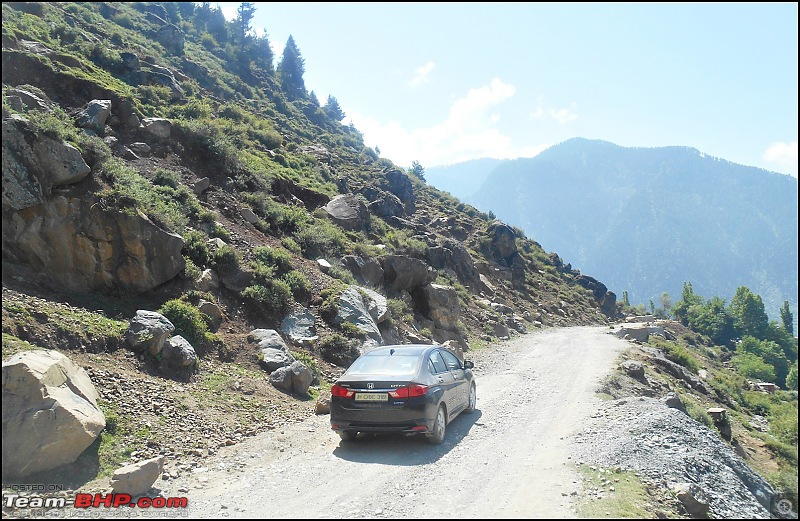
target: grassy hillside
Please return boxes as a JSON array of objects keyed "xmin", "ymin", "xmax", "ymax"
[{"xmin": 1, "ymin": 1, "xmax": 611, "ymax": 487}]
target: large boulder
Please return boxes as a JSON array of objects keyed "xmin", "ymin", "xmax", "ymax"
[
  {"xmin": 2, "ymin": 350, "xmax": 106, "ymax": 478},
  {"xmin": 281, "ymin": 308, "xmax": 318, "ymax": 346},
  {"xmin": 248, "ymin": 329, "xmax": 295, "ymax": 372},
  {"xmin": 3, "ymin": 116, "xmax": 90, "ymax": 212},
  {"xmin": 155, "ymin": 23, "xmax": 184, "ymax": 55},
  {"xmin": 334, "ymin": 286, "xmax": 384, "ymax": 343},
  {"xmin": 426, "ymin": 238, "xmax": 480, "ymax": 288},
  {"xmin": 415, "ymin": 284, "xmax": 461, "ymax": 331},
  {"xmin": 269, "ymin": 361, "xmax": 313, "ymax": 395},
  {"xmin": 576, "ymin": 274, "xmax": 608, "ymax": 302},
  {"xmin": 75, "ymin": 99, "xmax": 112, "ymax": 133},
  {"xmin": 322, "ymin": 194, "xmax": 370, "ymax": 231},
  {"xmin": 383, "ymin": 169, "xmax": 415, "ymax": 214},
  {"xmin": 380, "ymin": 255, "xmax": 437, "ymax": 292},
  {"xmin": 488, "ymin": 221, "xmax": 518, "ymax": 265},
  {"xmin": 367, "ymin": 191, "xmax": 405, "ymax": 219},
  {"xmin": 613, "ymin": 323, "xmax": 665, "ymax": 342},
  {"xmin": 140, "ymin": 118, "xmax": 171, "ymax": 140},
  {"xmin": 159, "ymin": 335, "xmax": 197, "ymax": 371},
  {"xmin": 341, "ymin": 255, "xmax": 384, "ymax": 287},
  {"xmin": 3, "ymin": 196, "xmax": 185, "ymax": 293},
  {"xmin": 601, "ymin": 291, "xmax": 617, "ymax": 316}
]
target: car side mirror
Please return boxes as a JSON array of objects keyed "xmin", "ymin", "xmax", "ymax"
[{"xmin": 463, "ymin": 360, "xmax": 474, "ymax": 369}]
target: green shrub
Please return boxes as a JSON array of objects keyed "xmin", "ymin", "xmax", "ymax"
[
  {"xmin": 136, "ymin": 85, "xmax": 172, "ymax": 112},
  {"xmin": 183, "ymin": 257, "xmax": 201, "ymax": 281},
  {"xmin": 209, "ymin": 222, "xmax": 231, "ymax": 242},
  {"xmin": 319, "ymin": 287, "xmax": 344, "ymax": 322},
  {"xmin": 681, "ymin": 394, "xmax": 715, "ymax": 429},
  {"xmin": 242, "ymin": 281, "xmax": 291, "ymax": 314},
  {"xmin": 328, "ymin": 265, "xmax": 356, "ymax": 284},
  {"xmin": 733, "ymin": 353, "xmax": 777, "ymax": 383},
  {"xmin": 769, "ymin": 401, "xmax": 799, "ymax": 446},
  {"xmin": 183, "ymin": 230, "xmax": 209, "ymax": 267},
  {"xmin": 649, "ymin": 338, "xmax": 700, "ymax": 373},
  {"xmin": 209, "ymin": 245, "xmax": 239, "ymax": 275},
  {"xmin": 291, "ymin": 350, "xmax": 319, "ymax": 381},
  {"xmin": 97, "ymin": 159, "xmax": 190, "ymax": 232},
  {"xmin": 153, "ymin": 169, "xmax": 180, "ymax": 189},
  {"xmin": 387, "ymin": 298, "xmax": 412, "ymax": 323},
  {"xmin": 199, "ymin": 31, "xmax": 217, "ymax": 50},
  {"xmin": 281, "ymin": 236, "xmax": 301, "ymax": 254},
  {"xmin": 282, "ymin": 271, "xmax": 310, "ymax": 300},
  {"xmin": 167, "ymin": 99, "xmax": 214, "ymax": 120},
  {"xmin": 293, "ymin": 220, "xmax": 347, "ymax": 258},
  {"xmin": 337, "ymin": 321, "xmax": 365, "ymax": 338},
  {"xmin": 158, "ymin": 299, "xmax": 212, "ymax": 347},
  {"xmin": 252, "ymin": 246, "xmax": 294, "ymax": 275},
  {"xmin": 172, "ymin": 119, "xmax": 240, "ymax": 174}
]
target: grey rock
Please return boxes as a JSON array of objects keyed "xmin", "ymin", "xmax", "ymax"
[{"xmin": 126, "ymin": 310, "xmax": 175, "ymax": 356}]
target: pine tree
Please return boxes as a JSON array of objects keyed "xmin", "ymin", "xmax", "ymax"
[
  {"xmin": 278, "ymin": 35, "xmax": 306, "ymax": 99},
  {"xmin": 409, "ymin": 160, "xmax": 426, "ymax": 182},
  {"xmin": 251, "ymin": 29, "xmax": 274, "ymax": 73},
  {"xmin": 206, "ymin": 5, "xmax": 228, "ymax": 43},
  {"xmin": 235, "ymin": 2, "xmax": 257, "ymax": 46},
  {"xmin": 323, "ymin": 95, "xmax": 345, "ymax": 121},
  {"xmin": 780, "ymin": 300, "xmax": 793, "ymax": 335}
]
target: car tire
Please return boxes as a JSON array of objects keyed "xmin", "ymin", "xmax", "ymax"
[
  {"xmin": 427, "ymin": 404, "xmax": 447, "ymax": 445},
  {"xmin": 465, "ymin": 383, "xmax": 477, "ymax": 413},
  {"xmin": 338, "ymin": 430, "xmax": 357, "ymax": 442}
]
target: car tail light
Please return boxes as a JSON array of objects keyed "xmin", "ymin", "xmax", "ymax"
[
  {"xmin": 389, "ymin": 384, "xmax": 429, "ymax": 398},
  {"xmin": 330, "ymin": 384, "xmax": 354, "ymax": 398}
]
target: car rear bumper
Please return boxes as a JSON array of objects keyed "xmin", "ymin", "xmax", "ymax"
[{"xmin": 330, "ymin": 398, "xmax": 437, "ymax": 434}]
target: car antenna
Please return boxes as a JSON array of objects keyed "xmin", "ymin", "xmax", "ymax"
[{"xmin": 390, "ymin": 348, "xmax": 395, "ymax": 355}]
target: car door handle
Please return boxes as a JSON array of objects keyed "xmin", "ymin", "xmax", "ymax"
[{"xmin": 437, "ymin": 377, "xmax": 444, "ymax": 382}]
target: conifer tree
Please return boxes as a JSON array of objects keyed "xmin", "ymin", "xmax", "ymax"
[
  {"xmin": 409, "ymin": 160, "xmax": 426, "ymax": 182},
  {"xmin": 235, "ymin": 2, "xmax": 257, "ymax": 46},
  {"xmin": 780, "ymin": 300, "xmax": 794, "ymax": 335},
  {"xmin": 323, "ymin": 95, "xmax": 345, "ymax": 121},
  {"xmin": 278, "ymin": 35, "xmax": 306, "ymax": 99}
]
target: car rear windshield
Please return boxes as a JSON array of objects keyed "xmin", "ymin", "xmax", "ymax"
[{"xmin": 346, "ymin": 352, "xmax": 421, "ymax": 376}]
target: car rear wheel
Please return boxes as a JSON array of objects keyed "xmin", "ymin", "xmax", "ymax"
[
  {"xmin": 427, "ymin": 405, "xmax": 446, "ymax": 445},
  {"xmin": 465, "ymin": 383, "xmax": 477, "ymax": 413},
  {"xmin": 338, "ymin": 430, "xmax": 357, "ymax": 442}
]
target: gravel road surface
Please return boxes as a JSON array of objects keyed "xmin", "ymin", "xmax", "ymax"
[{"xmin": 162, "ymin": 325, "xmax": 626, "ymax": 519}]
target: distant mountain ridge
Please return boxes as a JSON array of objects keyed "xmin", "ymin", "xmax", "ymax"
[{"xmin": 440, "ymin": 138, "xmax": 798, "ymax": 323}]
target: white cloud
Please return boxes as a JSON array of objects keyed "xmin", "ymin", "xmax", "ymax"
[
  {"xmin": 549, "ymin": 103, "xmax": 578, "ymax": 125},
  {"xmin": 530, "ymin": 107, "xmax": 544, "ymax": 119},
  {"xmin": 410, "ymin": 62, "xmax": 435, "ymax": 87},
  {"xmin": 346, "ymin": 78, "xmax": 549, "ymax": 168},
  {"xmin": 763, "ymin": 141, "xmax": 798, "ymax": 177}
]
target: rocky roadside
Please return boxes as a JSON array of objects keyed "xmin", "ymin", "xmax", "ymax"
[{"xmin": 570, "ymin": 387, "xmax": 779, "ymax": 518}]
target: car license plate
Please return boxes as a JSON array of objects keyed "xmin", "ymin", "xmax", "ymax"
[{"xmin": 355, "ymin": 393, "xmax": 388, "ymax": 402}]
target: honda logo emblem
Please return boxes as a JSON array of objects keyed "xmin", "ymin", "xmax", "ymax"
[{"xmin": 367, "ymin": 383, "xmax": 374, "ymax": 389}]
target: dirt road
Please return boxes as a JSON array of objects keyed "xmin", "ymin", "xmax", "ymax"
[{"xmin": 156, "ymin": 325, "xmax": 626, "ymax": 519}]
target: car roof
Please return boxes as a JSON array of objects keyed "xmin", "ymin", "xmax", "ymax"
[{"xmin": 362, "ymin": 344, "xmax": 439, "ymax": 357}]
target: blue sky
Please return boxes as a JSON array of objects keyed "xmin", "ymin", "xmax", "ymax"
[{"xmin": 218, "ymin": 2, "xmax": 798, "ymax": 177}]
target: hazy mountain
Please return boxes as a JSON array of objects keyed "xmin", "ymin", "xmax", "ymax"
[
  {"xmin": 425, "ymin": 158, "xmax": 503, "ymax": 200},
  {"xmin": 466, "ymin": 138, "xmax": 798, "ymax": 323}
]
